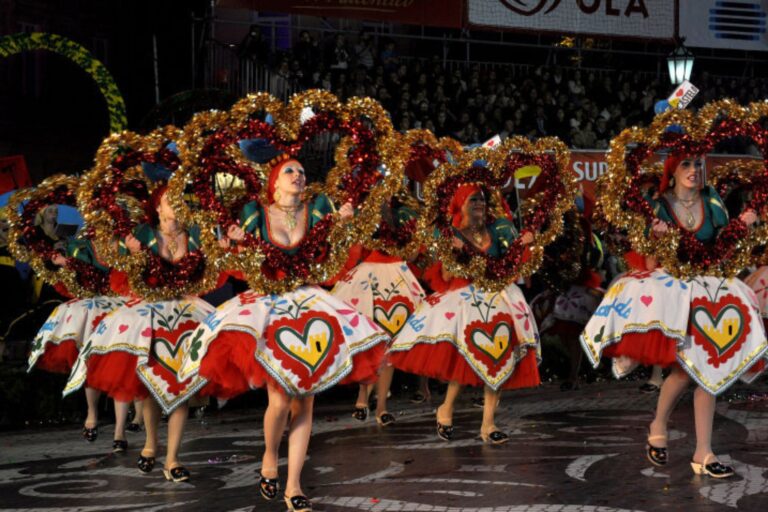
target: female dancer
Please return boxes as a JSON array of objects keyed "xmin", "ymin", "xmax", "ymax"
[
  {"xmin": 333, "ymin": 200, "xmax": 425, "ymax": 426},
  {"xmin": 582, "ymin": 152, "xmax": 765, "ymax": 478},
  {"xmin": 29, "ymin": 236, "xmax": 130, "ymax": 449},
  {"xmin": 15, "ymin": 189, "xmax": 132, "ymax": 450},
  {"xmin": 389, "ymin": 184, "xmax": 541, "ymax": 443},
  {"xmin": 69, "ymin": 185, "xmax": 213, "ymax": 482},
  {"xmin": 179, "ymin": 154, "xmax": 388, "ymax": 511}
]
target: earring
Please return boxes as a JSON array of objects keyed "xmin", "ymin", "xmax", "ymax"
[
  {"xmin": 274, "ymin": 190, "xmax": 281, "ymax": 202},
  {"xmin": 669, "ymin": 177, "xmax": 675, "ymax": 187}
]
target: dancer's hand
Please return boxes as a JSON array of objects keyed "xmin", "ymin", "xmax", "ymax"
[
  {"xmin": 51, "ymin": 254, "xmax": 68, "ymax": 267},
  {"xmin": 339, "ymin": 202, "xmax": 354, "ymax": 220},
  {"xmin": 740, "ymin": 208, "xmax": 758, "ymax": 226},
  {"xmin": 125, "ymin": 234, "xmax": 141, "ymax": 254},
  {"xmin": 451, "ymin": 237, "xmax": 464, "ymax": 250},
  {"xmin": 651, "ymin": 219, "xmax": 669, "ymax": 236},
  {"xmin": 227, "ymin": 224, "xmax": 245, "ymax": 241},
  {"xmin": 520, "ymin": 231, "xmax": 534, "ymax": 245}
]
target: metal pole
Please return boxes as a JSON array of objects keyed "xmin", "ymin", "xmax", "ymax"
[
  {"xmin": 190, "ymin": 14, "xmax": 195, "ymax": 89},
  {"xmin": 152, "ymin": 34, "xmax": 160, "ymax": 105}
]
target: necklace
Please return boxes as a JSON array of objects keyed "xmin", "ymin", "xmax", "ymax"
[
  {"xmin": 672, "ymin": 194, "xmax": 699, "ymax": 229},
  {"xmin": 159, "ymin": 226, "xmax": 183, "ymax": 259},
  {"xmin": 465, "ymin": 225, "xmax": 485, "ymax": 245},
  {"xmin": 274, "ymin": 203, "xmax": 302, "ymax": 231}
]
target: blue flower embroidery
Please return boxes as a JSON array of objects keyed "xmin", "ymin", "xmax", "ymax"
[{"xmin": 655, "ymin": 273, "xmax": 688, "ymax": 290}]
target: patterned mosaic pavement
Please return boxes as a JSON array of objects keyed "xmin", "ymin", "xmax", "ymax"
[{"xmin": 1, "ymin": 381, "xmax": 768, "ymax": 511}]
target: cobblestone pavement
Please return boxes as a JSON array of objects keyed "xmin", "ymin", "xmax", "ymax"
[{"xmin": 1, "ymin": 382, "xmax": 767, "ymax": 511}]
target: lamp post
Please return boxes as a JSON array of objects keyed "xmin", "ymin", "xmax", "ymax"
[{"xmin": 667, "ymin": 42, "xmax": 694, "ymax": 85}]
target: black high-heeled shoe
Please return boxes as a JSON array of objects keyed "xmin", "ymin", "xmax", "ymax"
[
  {"xmin": 376, "ymin": 412, "xmax": 396, "ymax": 427},
  {"xmin": 646, "ymin": 434, "xmax": 668, "ymax": 467},
  {"xmin": 259, "ymin": 473, "xmax": 279, "ymax": 501},
  {"xmin": 691, "ymin": 454, "xmax": 735, "ymax": 478},
  {"xmin": 351, "ymin": 406, "xmax": 368, "ymax": 422},
  {"xmin": 126, "ymin": 422, "xmax": 143, "ymax": 433},
  {"xmin": 284, "ymin": 494, "xmax": 312, "ymax": 512},
  {"xmin": 137, "ymin": 453, "xmax": 156, "ymax": 473},
  {"xmin": 480, "ymin": 430, "xmax": 509, "ymax": 445},
  {"xmin": 163, "ymin": 465, "xmax": 190, "ymax": 483},
  {"xmin": 82, "ymin": 425, "xmax": 98, "ymax": 443},
  {"xmin": 112, "ymin": 439, "xmax": 128, "ymax": 453},
  {"xmin": 436, "ymin": 421, "xmax": 454, "ymax": 441}
]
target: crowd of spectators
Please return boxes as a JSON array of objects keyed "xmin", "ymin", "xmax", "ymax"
[{"xmin": 240, "ymin": 29, "xmax": 768, "ymax": 150}]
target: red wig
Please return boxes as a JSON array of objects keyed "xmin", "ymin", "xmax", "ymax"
[
  {"xmin": 147, "ymin": 184, "xmax": 169, "ymax": 225},
  {"xmin": 449, "ymin": 184, "xmax": 482, "ymax": 228},
  {"xmin": 267, "ymin": 154, "xmax": 301, "ymax": 204}
]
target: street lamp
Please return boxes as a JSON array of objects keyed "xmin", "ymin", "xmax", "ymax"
[{"xmin": 667, "ymin": 42, "xmax": 694, "ymax": 85}]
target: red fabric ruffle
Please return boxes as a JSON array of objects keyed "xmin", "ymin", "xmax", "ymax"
[
  {"xmin": 198, "ymin": 330, "xmax": 386, "ymax": 398},
  {"xmin": 364, "ymin": 250, "xmax": 401, "ymax": 264},
  {"xmin": 109, "ymin": 270, "xmax": 132, "ymax": 296},
  {"xmin": 624, "ymin": 251, "xmax": 649, "ymax": 272},
  {"xmin": 35, "ymin": 339, "xmax": 78, "ymax": 374},
  {"xmin": 338, "ymin": 338, "xmax": 386, "ymax": 386},
  {"xmin": 389, "ymin": 343, "xmax": 540, "ymax": 389},
  {"xmin": 86, "ymin": 352, "xmax": 148, "ymax": 402},
  {"xmin": 53, "ymin": 282, "xmax": 73, "ymax": 299},
  {"xmin": 601, "ymin": 331, "xmax": 679, "ymax": 367},
  {"xmin": 422, "ymin": 262, "xmax": 470, "ymax": 293}
]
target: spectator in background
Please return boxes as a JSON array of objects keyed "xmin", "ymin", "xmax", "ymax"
[
  {"xmin": 354, "ymin": 31, "xmax": 375, "ymax": 70},
  {"xmin": 381, "ymin": 40, "xmax": 398, "ymax": 72},
  {"xmin": 238, "ymin": 25, "xmax": 269, "ymax": 64},
  {"xmin": 329, "ymin": 34, "xmax": 350, "ymax": 72}
]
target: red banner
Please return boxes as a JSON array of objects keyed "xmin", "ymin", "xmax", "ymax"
[
  {"xmin": 220, "ymin": 0, "xmax": 465, "ymax": 28},
  {"xmin": 0, "ymin": 155, "xmax": 32, "ymax": 195}
]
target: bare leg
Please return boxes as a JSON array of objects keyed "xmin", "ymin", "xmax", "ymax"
[
  {"xmin": 692, "ymin": 387, "xmax": 717, "ymax": 464},
  {"xmin": 418, "ymin": 376, "xmax": 430, "ymax": 401},
  {"xmin": 164, "ymin": 404, "xmax": 188, "ymax": 469},
  {"xmin": 649, "ymin": 365, "xmax": 691, "ymax": 446},
  {"xmin": 648, "ymin": 365, "xmax": 664, "ymax": 387},
  {"xmin": 132, "ymin": 399, "xmax": 144, "ymax": 427},
  {"xmin": 480, "ymin": 385, "xmax": 501, "ymax": 434},
  {"xmin": 262, "ymin": 384, "xmax": 291, "ymax": 480},
  {"xmin": 375, "ymin": 365, "xmax": 396, "ymax": 418},
  {"xmin": 437, "ymin": 381, "xmax": 462, "ymax": 425},
  {"xmin": 141, "ymin": 397, "xmax": 161, "ymax": 457},
  {"xmin": 284, "ymin": 396, "xmax": 314, "ymax": 498},
  {"xmin": 113, "ymin": 400, "xmax": 129, "ymax": 441},
  {"xmin": 84, "ymin": 387, "xmax": 101, "ymax": 428},
  {"xmin": 354, "ymin": 384, "xmax": 372, "ymax": 408}
]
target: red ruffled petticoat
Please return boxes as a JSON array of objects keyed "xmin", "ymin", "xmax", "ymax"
[
  {"xmin": 198, "ymin": 330, "xmax": 386, "ymax": 398},
  {"xmin": 389, "ymin": 343, "xmax": 540, "ymax": 390},
  {"xmin": 35, "ymin": 340, "xmax": 79, "ymax": 374},
  {"xmin": 86, "ymin": 352, "xmax": 149, "ymax": 403},
  {"xmin": 601, "ymin": 331, "xmax": 679, "ymax": 368}
]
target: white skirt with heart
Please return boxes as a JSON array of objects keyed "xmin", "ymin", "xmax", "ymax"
[
  {"xmin": 744, "ymin": 266, "xmax": 768, "ymax": 318},
  {"xmin": 177, "ymin": 286, "xmax": 390, "ymax": 397},
  {"xmin": 580, "ymin": 269, "xmax": 768, "ymax": 395},
  {"xmin": 387, "ymin": 282, "xmax": 541, "ymax": 391},
  {"xmin": 331, "ymin": 260, "xmax": 425, "ymax": 338},
  {"xmin": 63, "ymin": 297, "xmax": 214, "ymax": 414},
  {"xmin": 28, "ymin": 296, "xmax": 127, "ymax": 374}
]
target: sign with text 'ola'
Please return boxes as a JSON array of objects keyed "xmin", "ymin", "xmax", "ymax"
[{"xmin": 468, "ymin": 0, "xmax": 675, "ymax": 39}]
